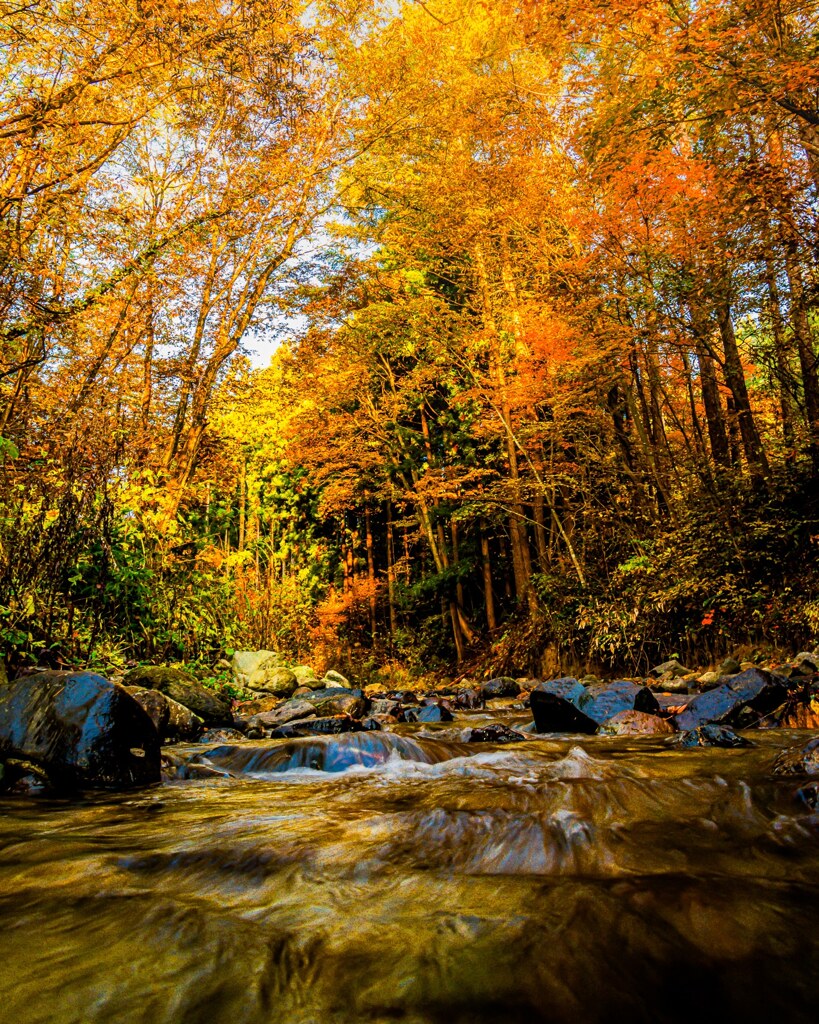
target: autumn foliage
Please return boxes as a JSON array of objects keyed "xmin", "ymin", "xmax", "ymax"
[{"xmin": 0, "ymin": 0, "xmax": 817, "ymax": 675}]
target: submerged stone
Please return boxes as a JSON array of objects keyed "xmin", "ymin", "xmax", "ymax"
[
  {"xmin": 0, "ymin": 671, "xmax": 160, "ymax": 789},
  {"xmin": 772, "ymin": 736, "xmax": 819, "ymax": 776},
  {"xmin": 675, "ymin": 725, "xmax": 752, "ymax": 748}
]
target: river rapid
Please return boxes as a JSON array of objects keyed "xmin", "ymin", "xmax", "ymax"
[{"xmin": 1, "ymin": 712, "xmax": 819, "ymax": 1024}]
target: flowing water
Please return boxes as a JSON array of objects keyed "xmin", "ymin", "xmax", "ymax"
[{"xmin": 2, "ymin": 713, "xmax": 819, "ymax": 1024}]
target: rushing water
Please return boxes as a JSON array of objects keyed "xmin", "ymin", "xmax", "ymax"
[{"xmin": 2, "ymin": 712, "xmax": 819, "ymax": 1024}]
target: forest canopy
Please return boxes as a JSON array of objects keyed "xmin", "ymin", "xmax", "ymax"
[{"xmin": 0, "ymin": 0, "xmax": 817, "ymax": 679}]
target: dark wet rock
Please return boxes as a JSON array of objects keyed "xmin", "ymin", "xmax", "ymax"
[
  {"xmin": 579, "ymin": 681, "xmax": 660, "ymax": 725},
  {"xmin": 364, "ymin": 713, "xmax": 399, "ymax": 728},
  {"xmin": 531, "ymin": 678, "xmax": 659, "ymax": 734},
  {"xmin": 796, "ymin": 782, "xmax": 819, "ymax": 808},
  {"xmin": 530, "ymin": 678, "xmax": 594, "ymax": 733},
  {"xmin": 123, "ymin": 666, "xmax": 232, "ymax": 726},
  {"xmin": 772, "ymin": 736, "xmax": 819, "ymax": 776},
  {"xmin": 270, "ymin": 715, "xmax": 363, "ymax": 738},
  {"xmin": 247, "ymin": 699, "xmax": 317, "ymax": 732},
  {"xmin": 415, "ymin": 703, "xmax": 453, "ymax": 723},
  {"xmin": 125, "ymin": 687, "xmax": 203, "ymax": 742},
  {"xmin": 198, "ymin": 728, "xmax": 246, "ymax": 744},
  {"xmin": 370, "ymin": 699, "xmax": 404, "ymax": 717},
  {"xmin": 719, "ymin": 657, "xmax": 742, "ymax": 676},
  {"xmin": 466, "ymin": 723, "xmax": 526, "ymax": 744},
  {"xmin": 0, "ymin": 757, "xmax": 52, "ymax": 794},
  {"xmin": 673, "ymin": 668, "xmax": 788, "ymax": 732},
  {"xmin": 385, "ymin": 690, "xmax": 419, "ymax": 704},
  {"xmin": 675, "ymin": 725, "xmax": 752, "ymax": 748},
  {"xmin": 650, "ymin": 659, "xmax": 691, "ymax": 679},
  {"xmin": 304, "ymin": 691, "xmax": 368, "ymax": 719},
  {"xmin": 597, "ymin": 710, "xmax": 675, "ymax": 736},
  {"xmin": 450, "ymin": 688, "xmax": 484, "ymax": 710},
  {"xmin": 481, "ymin": 677, "xmax": 521, "ymax": 699},
  {"xmin": 0, "ymin": 671, "xmax": 160, "ymax": 789}
]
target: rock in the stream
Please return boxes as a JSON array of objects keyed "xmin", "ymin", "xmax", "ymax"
[
  {"xmin": 199, "ymin": 728, "xmax": 246, "ymax": 744},
  {"xmin": 675, "ymin": 725, "xmax": 752, "ymax": 748},
  {"xmin": 0, "ymin": 671, "xmax": 160, "ymax": 789},
  {"xmin": 531, "ymin": 678, "xmax": 660, "ymax": 734},
  {"xmin": 649, "ymin": 659, "xmax": 692, "ymax": 679},
  {"xmin": 270, "ymin": 715, "xmax": 362, "ymax": 737},
  {"xmin": 598, "ymin": 710, "xmax": 674, "ymax": 737},
  {"xmin": 772, "ymin": 736, "xmax": 819, "ymax": 776},
  {"xmin": 247, "ymin": 699, "xmax": 317, "ymax": 732},
  {"xmin": 673, "ymin": 668, "xmax": 787, "ymax": 732},
  {"xmin": 530, "ymin": 678, "xmax": 595, "ymax": 733},
  {"xmin": 303, "ymin": 689, "xmax": 368, "ymax": 719},
  {"xmin": 125, "ymin": 687, "xmax": 203, "ymax": 742},
  {"xmin": 451, "ymin": 688, "xmax": 484, "ymax": 710},
  {"xmin": 415, "ymin": 703, "xmax": 453, "ymax": 724},
  {"xmin": 580, "ymin": 681, "xmax": 660, "ymax": 725},
  {"xmin": 481, "ymin": 677, "xmax": 522, "ymax": 700},
  {"xmin": 123, "ymin": 666, "xmax": 232, "ymax": 726},
  {"xmin": 466, "ymin": 723, "xmax": 526, "ymax": 744}
]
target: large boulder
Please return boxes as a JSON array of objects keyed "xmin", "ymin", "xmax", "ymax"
[
  {"xmin": 125, "ymin": 687, "xmax": 203, "ymax": 742},
  {"xmin": 322, "ymin": 669, "xmax": 351, "ymax": 688},
  {"xmin": 231, "ymin": 650, "xmax": 285, "ymax": 688},
  {"xmin": 578, "ymin": 681, "xmax": 660, "ymax": 725},
  {"xmin": 530, "ymin": 678, "xmax": 595, "ymax": 733},
  {"xmin": 531, "ymin": 678, "xmax": 659, "ymax": 733},
  {"xmin": 249, "ymin": 666, "xmax": 298, "ymax": 697},
  {"xmin": 0, "ymin": 671, "xmax": 160, "ymax": 789},
  {"xmin": 123, "ymin": 666, "xmax": 232, "ymax": 726},
  {"xmin": 673, "ymin": 668, "xmax": 787, "ymax": 732},
  {"xmin": 247, "ymin": 699, "xmax": 317, "ymax": 732}
]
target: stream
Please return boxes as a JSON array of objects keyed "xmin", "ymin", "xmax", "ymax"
[{"xmin": 1, "ymin": 713, "xmax": 818, "ymax": 1023}]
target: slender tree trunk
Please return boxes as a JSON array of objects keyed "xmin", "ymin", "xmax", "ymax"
[
  {"xmin": 480, "ymin": 519, "xmax": 497, "ymax": 632},
  {"xmin": 716, "ymin": 302, "xmax": 769, "ymax": 480},
  {"xmin": 365, "ymin": 506, "xmax": 377, "ymax": 638},
  {"xmin": 386, "ymin": 501, "xmax": 398, "ymax": 638}
]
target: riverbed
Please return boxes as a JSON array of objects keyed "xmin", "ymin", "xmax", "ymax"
[{"xmin": 1, "ymin": 720, "xmax": 818, "ymax": 1023}]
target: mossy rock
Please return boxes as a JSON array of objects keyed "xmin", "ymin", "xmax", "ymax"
[{"xmin": 123, "ymin": 666, "xmax": 232, "ymax": 726}]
